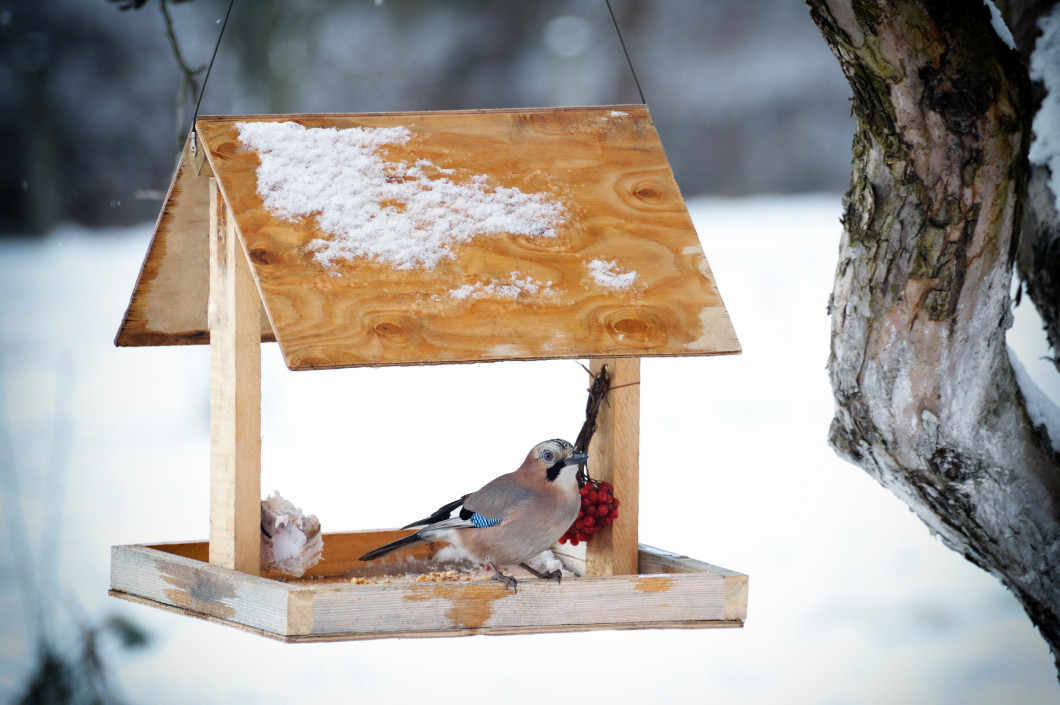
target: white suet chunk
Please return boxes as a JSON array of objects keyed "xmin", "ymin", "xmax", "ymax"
[{"xmin": 260, "ymin": 491, "xmax": 323, "ymax": 577}]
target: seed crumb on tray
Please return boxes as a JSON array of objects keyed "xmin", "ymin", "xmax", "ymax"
[
  {"xmin": 347, "ymin": 559, "xmax": 576, "ymax": 585},
  {"xmin": 350, "ymin": 569, "xmax": 477, "ymax": 585}
]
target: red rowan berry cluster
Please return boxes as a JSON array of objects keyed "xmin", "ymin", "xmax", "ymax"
[{"xmin": 559, "ymin": 480, "xmax": 619, "ymax": 545}]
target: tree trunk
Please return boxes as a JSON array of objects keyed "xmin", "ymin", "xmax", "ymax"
[
  {"xmin": 804, "ymin": 0, "xmax": 1060, "ymax": 672},
  {"xmin": 1020, "ymin": 163, "xmax": 1060, "ymax": 371},
  {"xmin": 1002, "ymin": 0, "xmax": 1060, "ymax": 372}
]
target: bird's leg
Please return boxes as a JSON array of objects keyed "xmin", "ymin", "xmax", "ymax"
[
  {"xmin": 485, "ymin": 559, "xmax": 518, "ymax": 593},
  {"xmin": 519, "ymin": 562, "xmax": 562, "ymax": 584}
]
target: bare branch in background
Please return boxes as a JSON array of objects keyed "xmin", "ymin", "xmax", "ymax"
[
  {"xmin": 109, "ymin": 0, "xmax": 204, "ymax": 148},
  {"xmin": 159, "ymin": 0, "xmax": 205, "ymax": 147}
]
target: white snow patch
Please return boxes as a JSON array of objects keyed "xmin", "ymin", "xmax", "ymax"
[
  {"xmin": 524, "ymin": 549, "xmax": 571, "ymax": 577},
  {"xmin": 446, "ymin": 272, "xmax": 553, "ymax": 300},
  {"xmin": 587, "ymin": 258, "xmax": 637, "ymax": 289},
  {"xmin": 1030, "ymin": 5, "xmax": 1060, "ymax": 212},
  {"xmin": 984, "ymin": 1, "xmax": 1016, "ymax": 50},
  {"xmin": 486, "ymin": 343, "xmax": 527, "ymax": 357},
  {"xmin": 237, "ymin": 121, "xmax": 567, "ymax": 271},
  {"xmin": 430, "ymin": 544, "xmax": 475, "ymax": 564},
  {"xmin": 6, "ymin": 199, "xmax": 1059, "ymax": 703},
  {"xmin": 422, "ymin": 546, "xmax": 571, "ymax": 578},
  {"xmin": 1009, "ymin": 346, "xmax": 1060, "ymax": 453}
]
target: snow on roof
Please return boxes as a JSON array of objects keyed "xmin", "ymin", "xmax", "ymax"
[
  {"xmin": 587, "ymin": 259, "xmax": 638, "ymax": 290},
  {"xmin": 445, "ymin": 272, "xmax": 554, "ymax": 301},
  {"xmin": 237, "ymin": 121, "xmax": 567, "ymax": 271},
  {"xmin": 118, "ymin": 107, "xmax": 742, "ymax": 368}
]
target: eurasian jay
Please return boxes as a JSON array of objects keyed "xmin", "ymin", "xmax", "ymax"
[{"xmin": 359, "ymin": 438, "xmax": 587, "ymax": 591}]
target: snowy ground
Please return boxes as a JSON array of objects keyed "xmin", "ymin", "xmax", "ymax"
[{"xmin": 1, "ymin": 195, "xmax": 1058, "ymax": 704}]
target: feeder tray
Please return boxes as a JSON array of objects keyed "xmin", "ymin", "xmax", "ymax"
[
  {"xmin": 111, "ymin": 534, "xmax": 745, "ymax": 641},
  {"xmin": 109, "ymin": 105, "xmax": 747, "ymax": 639}
]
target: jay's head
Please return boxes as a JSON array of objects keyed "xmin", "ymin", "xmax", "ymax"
[{"xmin": 526, "ymin": 438, "xmax": 588, "ymax": 483}]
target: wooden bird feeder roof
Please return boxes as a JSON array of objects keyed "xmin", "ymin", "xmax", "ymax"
[
  {"xmin": 110, "ymin": 105, "xmax": 747, "ymax": 641},
  {"xmin": 116, "ymin": 105, "xmax": 739, "ymax": 368}
]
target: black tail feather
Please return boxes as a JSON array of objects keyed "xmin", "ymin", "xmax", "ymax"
[
  {"xmin": 358, "ymin": 532, "xmax": 426, "ymax": 561},
  {"xmin": 401, "ymin": 495, "xmax": 468, "ymax": 529}
]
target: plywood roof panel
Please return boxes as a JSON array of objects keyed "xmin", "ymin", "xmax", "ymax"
[
  {"xmin": 117, "ymin": 106, "xmax": 739, "ymax": 369},
  {"xmin": 114, "ymin": 135, "xmax": 274, "ymax": 347}
]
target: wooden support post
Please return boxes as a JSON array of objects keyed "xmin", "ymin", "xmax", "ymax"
[
  {"xmin": 585, "ymin": 357, "xmax": 640, "ymax": 576},
  {"xmin": 208, "ymin": 179, "xmax": 261, "ymax": 574}
]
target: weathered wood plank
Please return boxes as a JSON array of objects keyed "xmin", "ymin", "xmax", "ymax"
[
  {"xmin": 151, "ymin": 531, "xmax": 457, "ymax": 580},
  {"xmin": 190, "ymin": 130, "xmax": 213, "ymax": 177},
  {"xmin": 188, "ymin": 106, "xmax": 739, "ymax": 369},
  {"xmin": 209, "ymin": 182, "xmax": 262, "ymax": 575},
  {"xmin": 585, "ymin": 358, "xmax": 640, "ymax": 576},
  {"xmin": 110, "ymin": 545, "xmax": 291, "ymax": 634},
  {"xmin": 113, "ymin": 531, "xmax": 745, "ymax": 640},
  {"xmin": 108, "ymin": 590, "xmax": 743, "ymax": 643},
  {"xmin": 638, "ymin": 543, "xmax": 743, "ymax": 575},
  {"xmin": 115, "ymin": 134, "xmax": 274, "ymax": 347},
  {"xmin": 639, "ymin": 544, "xmax": 747, "ymax": 621},
  {"xmin": 303, "ymin": 571, "xmax": 727, "ymax": 636}
]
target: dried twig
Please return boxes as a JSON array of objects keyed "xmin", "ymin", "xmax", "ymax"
[
  {"xmin": 574, "ymin": 363, "xmax": 609, "ymax": 460},
  {"xmin": 107, "ymin": 0, "xmax": 206, "ymax": 147},
  {"xmin": 573, "ymin": 363, "xmax": 641, "ymax": 485},
  {"xmin": 158, "ymin": 0, "xmax": 205, "ymax": 148}
]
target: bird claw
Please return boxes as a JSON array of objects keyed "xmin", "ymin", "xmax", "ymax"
[
  {"xmin": 518, "ymin": 562, "xmax": 563, "ymax": 584},
  {"xmin": 487, "ymin": 560, "xmax": 519, "ymax": 593},
  {"xmin": 491, "ymin": 571, "xmax": 519, "ymax": 593}
]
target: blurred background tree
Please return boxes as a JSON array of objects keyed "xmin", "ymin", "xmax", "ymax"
[{"xmin": 0, "ymin": 0, "xmax": 853, "ymax": 234}]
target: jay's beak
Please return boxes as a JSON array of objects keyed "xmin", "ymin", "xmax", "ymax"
[{"xmin": 568, "ymin": 452, "xmax": 589, "ymax": 466}]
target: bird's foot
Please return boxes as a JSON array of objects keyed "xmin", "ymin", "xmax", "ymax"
[
  {"xmin": 519, "ymin": 562, "xmax": 562, "ymax": 584},
  {"xmin": 486, "ymin": 560, "xmax": 518, "ymax": 593}
]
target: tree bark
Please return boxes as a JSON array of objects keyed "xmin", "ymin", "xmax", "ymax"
[{"xmin": 804, "ymin": 0, "xmax": 1060, "ymax": 672}]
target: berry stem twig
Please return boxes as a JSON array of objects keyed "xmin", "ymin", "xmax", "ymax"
[
  {"xmin": 574, "ymin": 363, "xmax": 611, "ymax": 485},
  {"xmin": 573, "ymin": 363, "xmax": 639, "ymax": 485}
]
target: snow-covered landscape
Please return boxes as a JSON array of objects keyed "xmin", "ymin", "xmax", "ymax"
[
  {"xmin": 2, "ymin": 195, "xmax": 1058, "ymax": 704},
  {"xmin": 4, "ymin": 0, "xmax": 1060, "ymax": 701}
]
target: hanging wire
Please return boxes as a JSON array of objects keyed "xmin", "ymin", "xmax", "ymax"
[
  {"xmin": 605, "ymin": 0, "xmax": 646, "ymax": 104},
  {"xmin": 188, "ymin": 0, "xmax": 641, "ymax": 153},
  {"xmin": 191, "ymin": 0, "xmax": 236, "ymax": 154}
]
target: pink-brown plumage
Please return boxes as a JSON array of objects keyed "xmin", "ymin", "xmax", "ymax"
[{"xmin": 359, "ymin": 439, "xmax": 586, "ymax": 589}]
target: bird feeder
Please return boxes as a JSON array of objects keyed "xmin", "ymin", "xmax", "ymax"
[{"xmin": 109, "ymin": 105, "xmax": 747, "ymax": 641}]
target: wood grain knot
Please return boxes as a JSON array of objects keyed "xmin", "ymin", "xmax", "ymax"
[
  {"xmin": 614, "ymin": 171, "xmax": 676, "ymax": 212},
  {"xmin": 365, "ymin": 313, "xmax": 422, "ymax": 347},
  {"xmin": 632, "ymin": 182, "xmax": 664, "ymax": 204},
  {"xmin": 602, "ymin": 308, "xmax": 668, "ymax": 348},
  {"xmin": 509, "ymin": 231, "xmax": 586, "ymax": 254},
  {"xmin": 214, "ymin": 140, "xmax": 241, "ymax": 160},
  {"xmin": 518, "ymin": 111, "xmax": 546, "ymax": 124},
  {"xmin": 248, "ymin": 248, "xmax": 273, "ymax": 266},
  {"xmin": 373, "ymin": 321, "xmax": 412, "ymax": 344}
]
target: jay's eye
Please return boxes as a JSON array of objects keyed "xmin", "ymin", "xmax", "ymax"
[{"xmin": 542, "ymin": 449, "xmax": 555, "ymax": 463}]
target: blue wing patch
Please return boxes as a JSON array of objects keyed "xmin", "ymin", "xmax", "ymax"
[{"xmin": 470, "ymin": 513, "xmax": 503, "ymax": 528}]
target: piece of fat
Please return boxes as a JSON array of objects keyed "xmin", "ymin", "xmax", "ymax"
[{"xmin": 260, "ymin": 491, "xmax": 323, "ymax": 578}]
